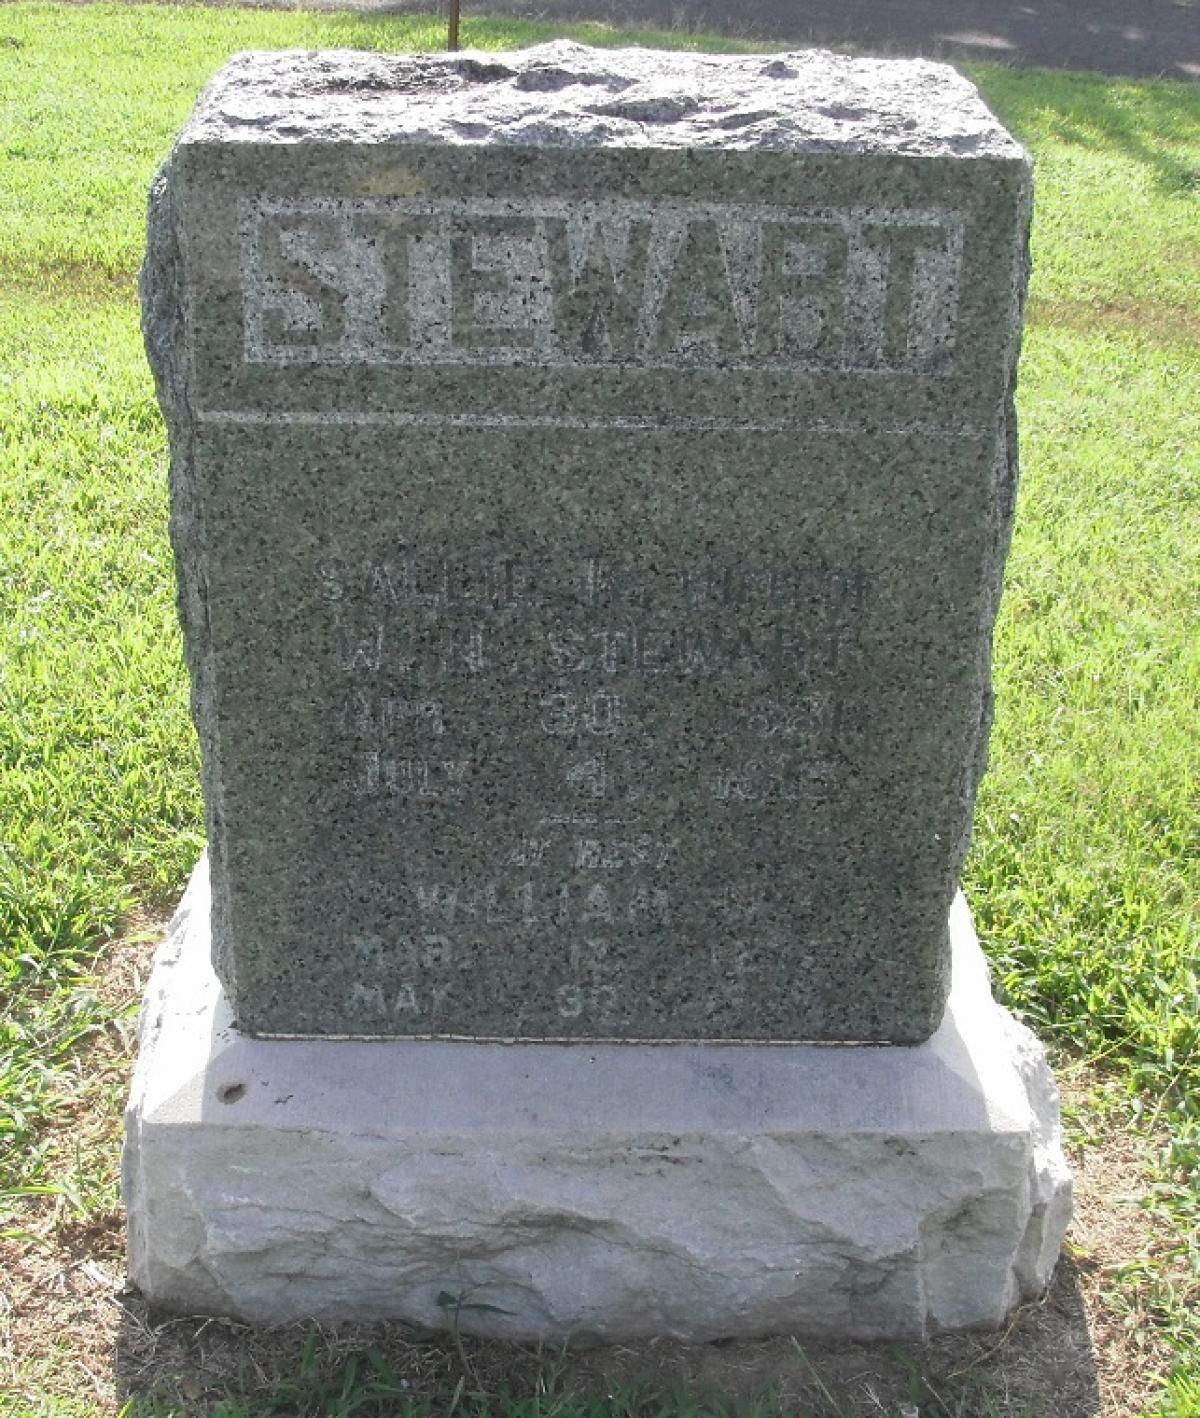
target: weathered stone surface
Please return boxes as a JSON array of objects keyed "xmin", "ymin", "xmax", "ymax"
[
  {"xmin": 124, "ymin": 858, "xmax": 1072, "ymax": 1338},
  {"xmin": 143, "ymin": 43, "xmax": 1032, "ymax": 1041}
]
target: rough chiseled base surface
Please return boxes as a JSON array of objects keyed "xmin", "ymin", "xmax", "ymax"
[{"xmin": 124, "ymin": 859, "xmax": 1071, "ymax": 1341}]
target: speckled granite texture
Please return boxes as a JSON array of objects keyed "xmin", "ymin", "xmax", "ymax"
[
  {"xmin": 143, "ymin": 43, "xmax": 1032, "ymax": 1041},
  {"xmin": 124, "ymin": 859, "xmax": 1072, "ymax": 1336}
]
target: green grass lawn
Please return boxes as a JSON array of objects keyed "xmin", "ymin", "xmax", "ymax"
[{"xmin": 1, "ymin": 5, "xmax": 1198, "ymax": 1414}]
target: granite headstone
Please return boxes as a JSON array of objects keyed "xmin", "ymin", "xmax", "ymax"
[
  {"xmin": 128, "ymin": 45, "xmax": 1071, "ymax": 1338},
  {"xmin": 143, "ymin": 43, "xmax": 1032, "ymax": 1042}
]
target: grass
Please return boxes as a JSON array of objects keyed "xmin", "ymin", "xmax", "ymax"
[{"xmin": 0, "ymin": 3, "xmax": 1197, "ymax": 1414}]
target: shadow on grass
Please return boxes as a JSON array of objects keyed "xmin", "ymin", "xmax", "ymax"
[
  {"xmin": 974, "ymin": 67, "xmax": 1200, "ymax": 196},
  {"xmin": 112, "ymin": 1255, "xmax": 1101, "ymax": 1417},
  {"xmin": 243, "ymin": 0, "xmax": 1200, "ymax": 81}
]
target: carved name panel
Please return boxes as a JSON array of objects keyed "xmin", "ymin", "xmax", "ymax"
[{"xmin": 242, "ymin": 198, "xmax": 964, "ymax": 374}]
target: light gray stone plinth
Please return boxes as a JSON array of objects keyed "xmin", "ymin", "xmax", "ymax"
[{"xmin": 123, "ymin": 858, "xmax": 1071, "ymax": 1340}]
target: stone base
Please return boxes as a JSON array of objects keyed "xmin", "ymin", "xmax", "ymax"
[{"xmin": 123, "ymin": 859, "xmax": 1071, "ymax": 1341}]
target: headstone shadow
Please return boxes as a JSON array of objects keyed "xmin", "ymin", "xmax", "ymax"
[{"xmin": 110, "ymin": 1250, "xmax": 1102, "ymax": 1413}]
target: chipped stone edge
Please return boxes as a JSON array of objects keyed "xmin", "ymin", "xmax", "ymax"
[
  {"xmin": 178, "ymin": 42, "xmax": 1031, "ymax": 159},
  {"xmin": 141, "ymin": 165, "xmax": 239, "ymax": 1008}
]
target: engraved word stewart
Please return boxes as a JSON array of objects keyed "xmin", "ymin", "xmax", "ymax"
[{"xmin": 242, "ymin": 198, "xmax": 964, "ymax": 373}]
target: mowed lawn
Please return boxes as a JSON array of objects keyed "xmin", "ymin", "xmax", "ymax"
[{"xmin": 0, "ymin": 5, "xmax": 1198, "ymax": 1415}]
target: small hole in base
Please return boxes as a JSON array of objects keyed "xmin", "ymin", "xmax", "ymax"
[{"xmin": 218, "ymin": 1082, "xmax": 247, "ymax": 1105}]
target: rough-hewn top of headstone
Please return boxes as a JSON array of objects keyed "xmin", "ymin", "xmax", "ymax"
[{"xmin": 180, "ymin": 41, "xmax": 1025, "ymax": 158}]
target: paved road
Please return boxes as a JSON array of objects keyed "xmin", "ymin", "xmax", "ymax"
[{"xmin": 322, "ymin": 0, "xmax": 1199, "ymax": 80}]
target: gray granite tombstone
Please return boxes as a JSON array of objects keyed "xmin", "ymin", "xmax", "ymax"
[
  {"xmin": 144, "ymin": 42, "xmax": 1031, "ymax": 1043},
  {"xmin": 127, "ymin": 43, "xmax": 1072, "ymax": 1340}
]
